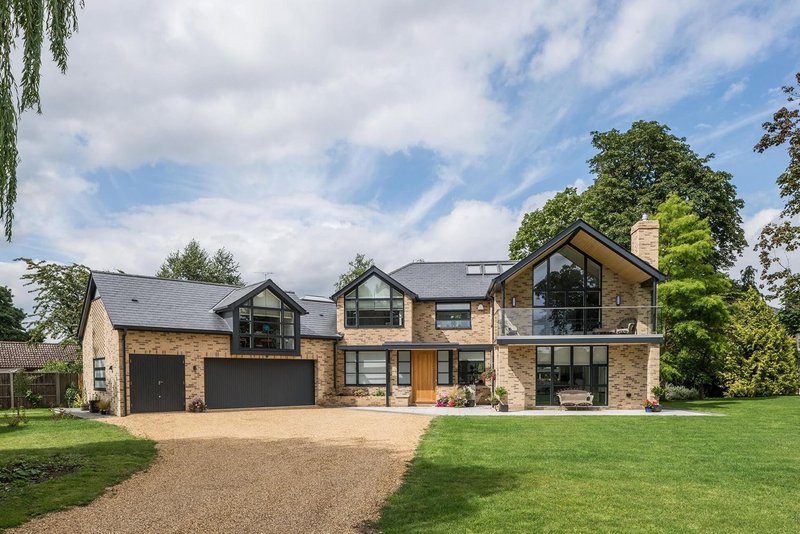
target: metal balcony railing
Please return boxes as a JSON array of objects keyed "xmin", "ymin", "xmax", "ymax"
[{"xmin": 495, "ymin": 306, "xmax": 661, "ymax": 337}]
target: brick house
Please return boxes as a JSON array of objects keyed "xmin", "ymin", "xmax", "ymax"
[{"xmin": 78, "ymin": 218, "xmax": 663, "ymax": 415}]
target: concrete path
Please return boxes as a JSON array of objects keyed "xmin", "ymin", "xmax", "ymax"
[{"xmin": 350, "ymin": 405, "xmax": 722, "ymax": 416}]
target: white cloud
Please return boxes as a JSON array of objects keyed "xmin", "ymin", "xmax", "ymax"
[{"xmin": 722, "ymin": 78, "xmax": 748, "ymax": 101}]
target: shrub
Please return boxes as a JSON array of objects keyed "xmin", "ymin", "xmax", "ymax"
[
  {"xmin": 651, "ymin": 385, "xmax": 666, "ymax": 400},
  {"xmin": 64, "ymin": 383, "xmax": 80, "ymax": 407},
  {"xmin": 25, "ymin": 389, "xmax": 42, "ymax": 408},
  {"xmin": 187, "ymin": 397, "xmax": 206, "ymax": 413},
  {"xmin": 352, "ymin": 388, "xmax": 369, "ymax": 397},
  {"xmin": 97, "ymin": 399, "xmax": 111, "ymax": 413},
  {"xmin": 373, "ymin": 389, "xmax": 385, "ymax": 397},
  {"xmin": 662, "ymin": 383, "xmax": 700, "ymax": 401}
]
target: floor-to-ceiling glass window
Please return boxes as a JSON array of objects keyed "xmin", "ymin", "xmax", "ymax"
[
  {"xmin": 532, "ymin": 244, "xmax": 602, "ymax": 335},
  {"xmin": 535, "ymin": 346, "xmax": 608, "ymax": 406}
]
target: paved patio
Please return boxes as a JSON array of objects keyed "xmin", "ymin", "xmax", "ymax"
[{"xmin": 349, "ymin": 405, "xmax": 721, "ymax": 416}]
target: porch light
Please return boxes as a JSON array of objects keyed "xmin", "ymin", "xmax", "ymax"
[
  {"xmin": 511, "ymin": 297, "xmax": 516, "ymax": 308},
  {"xmin": 477, "ymin": 304, "xmax": 484, "ymax": 311},
  {"xmin": 615, "ymin": 295, "xmax": 622, "ymax": 306}
]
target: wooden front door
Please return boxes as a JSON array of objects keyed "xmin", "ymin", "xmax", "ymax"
[{"xmin": 412, "ymin": 351, "xmax": 437, "ymax": 404}]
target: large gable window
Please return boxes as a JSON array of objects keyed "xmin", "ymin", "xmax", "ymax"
[
  {"xmin": 237, "ymin": 289, "xmax": 297, "ymax": 352},
  {"xmin": 344, "ymin": 275, "xmax": 404, "ymax": 327},
  {"xmin": 532, "ymin": 244, "xmax": 602, "ymax": 335}
]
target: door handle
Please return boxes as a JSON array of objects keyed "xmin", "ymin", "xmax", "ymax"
[{"xmin": 158, "ymin": 380, "xmax": 164, "ymax": 385}]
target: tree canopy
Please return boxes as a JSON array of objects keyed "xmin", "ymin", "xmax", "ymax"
[
  {"xmin": 509, "ymin": 187, "xmax": 582, "ymax": 259},
  {"xmin": 510, "ymin": 121, "xmax": 745, "ymax": 270},
  {"xmin": 656, "ymin": 194, "xmax": 730, "ymax": 394},
  {"xmin": 335, "ymin": 253, "xmax": 374, "ymax": 291},
  {"xmin": 156, "ymin": 240, "xmax": 244, "ymax": 286},
  {"xmin": 17, "ymin": 258, "xmax": 89, "ymax": 343},
  {"xmin": 0, "ymin": 285, "xmax": 28, "ymax": 341},
  {"xmin": 720, "ymin": 288, "xmax": 799, "ymax": 397},
  {"xmin": 754, "ymin": 71, "xmax": 800, "ymax": 335},
  {"xmin": 2, "ymin": 0, "xmax": 83, "ymax": 241}
]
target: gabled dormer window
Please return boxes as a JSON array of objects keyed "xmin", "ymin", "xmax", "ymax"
[
  {"xmin": 236, "ymin": 289, "xmax": 297, "ymax": 352},
  {"xmin": 344, "ymin": 274, "xmax": 404, "ymax": 328}
]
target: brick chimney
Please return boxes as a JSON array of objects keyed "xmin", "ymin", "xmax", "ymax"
[{"xmin": 630, "ymin": 215, "xmax": 659, "ymax": 268}]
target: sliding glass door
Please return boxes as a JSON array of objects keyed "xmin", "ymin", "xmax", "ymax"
[{"xmin": 535, "ymin": 346, "xmax": 608, "ymax": 406}]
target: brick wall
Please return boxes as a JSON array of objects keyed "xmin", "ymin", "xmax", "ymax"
[
  {"xmin": 496, "ymin": 343, "xmax": 658, "ymax": 410},
  {"xmin": 336, "ymin": 294, "xmax": 414, "ymax": 345},
  {"xmin": 81, "ymin": 299, "xmax": 122, "ymax": 414},
  {"xmin": 412, "ymin": 300, "xmax": 492, "ymax": 344},
  {"xmin": 121, "ymin": 330, "xmax": 334, "ymax": 415},
  {"xmin": 630, "ymin": 219, "xmax": 660, "ymax": 268}
]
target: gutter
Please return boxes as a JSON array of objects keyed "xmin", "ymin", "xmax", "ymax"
[{"xmin": 121, "ymin": 328, "xmax": 128, "ymax": 416}]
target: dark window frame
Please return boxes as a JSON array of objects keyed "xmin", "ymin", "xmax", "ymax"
[
  {"xmin": 397, "ymin": 350, "xmax": 412, "ymax": 386},
  {"xmin": 232, "ymin": 290, "xmax": 300, "ymax": 356},
  {"xmin": 93, "ymin": 357, "xmax": 106, "ymax": 391},
  {"xmin": 435, "ymin": 302, "xmax": 472, "ymax": 330},
  {"xmin": 532, "ymin": 244, "xmax": 603, "ymax": 335},
  {"xmin": 535, "ymin": 345, "xmax": 608, "ymax": 406},
  {"xmin": 344, "ymin": 275, "xmax": 405, "ymax": 329},
  {"xmin": 345, "ymin": 350, "xmax": 388, "ymax": 386},
  {"xmin": 437, "ymin": 350, "xmax": 453, "ymax": 386},
  {"xmin": 457, "ymin": 350, "xmax": 486, "ymax": 385}
]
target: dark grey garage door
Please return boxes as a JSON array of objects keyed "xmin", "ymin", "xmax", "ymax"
[
  {"xmin": 204, "ymin": 358, "xmax": 315, "ymax": 409},
  {"xmin": 130, "ymin": 354, "xmax": 185, "ymax": 413}
]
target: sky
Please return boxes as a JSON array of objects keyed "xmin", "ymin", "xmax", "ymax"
[{"xmin": 1, "ymin": 0, "xmax": 799, "ymax": 316}]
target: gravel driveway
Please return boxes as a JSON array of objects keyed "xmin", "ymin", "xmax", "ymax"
[{"xmin": 13, "ymin": 408, "xmax": 431, "ymax": 533}]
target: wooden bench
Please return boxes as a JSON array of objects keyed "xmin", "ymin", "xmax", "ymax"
[{"xmin": 557, "ymin": 389, "xmax": 594, "ymax": 409}]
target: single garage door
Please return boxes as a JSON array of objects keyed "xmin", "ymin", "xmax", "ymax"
[
  {"xmin": 204, "ymin": 358, "xmax": 315, "ymax": 409},
  {"xmin": 130, "ymin": 354, "xmax": 185, "ymax": 413}
]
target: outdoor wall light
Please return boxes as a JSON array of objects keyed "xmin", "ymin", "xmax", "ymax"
[
  {"xmin": 193, "ymin": 365, "xmax": 197, "ymax": 372},
  {"xmin": 108, "ymin": 365, "xmax": 113, "ymax": 371},
  {"xmin": 511, "ymin": 297, "xmax": 517, "ymax": 308},
  {"xmin": 615, "ymin": 295, "xmax": 622, "ymax": 306},
  {"xmin": 477, "ymin": 304, "xmax": 485, "ymax": 311}
]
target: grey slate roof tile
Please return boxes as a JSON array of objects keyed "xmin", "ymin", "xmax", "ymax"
[
  {"xmin": 389, "ymin": 261, "xmax": 507, "ymax": 300},
  {"xmin": 90, "ymin": 272, "xmax": 339, "ymax": 338}
]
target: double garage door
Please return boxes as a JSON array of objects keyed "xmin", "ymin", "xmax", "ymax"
[{"xmin": 129, "ymin": 355, "xmax": 314, "ymax": 413}]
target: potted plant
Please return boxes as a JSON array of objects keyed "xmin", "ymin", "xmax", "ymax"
[
  {"xmin": 97, "ymin": 399, "xmax": 111, "ymax": 415},
  {"xmin": 650, "ymin": 386, "xmax": 664, "ymax": 412},
  {"xmin": 480, "ymin": 367, "xmax": 496, "ymax": 384},
  {"xmin": 494, "ymin": 386, "xmax": 509, "ymax": 412},
  {"xmin": 463, "ymin": 385, "xmax": 476, "ymax": 407},
  {"xmin": 642, "ymin": 399, "xmax": 657, "ymax": 413},
  {"xmin": 188, "ymin": 397, "xmax": 206, "ymax": 413},
  {"xmin": 89, "ymin": 396, "xmax": 99, "ymax": 413}
]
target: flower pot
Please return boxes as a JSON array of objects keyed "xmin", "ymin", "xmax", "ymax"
[
  {"xmin": 644, "ymin": 406, "xmax": 653, "ymax": 413},
  {"xmin": 89, "ymin": 400, "xmax": 99, "ymax": 413},
  {"xmin": 465, "ymin": 399, "xmax": 475, "ymax": 407},
  {"xmin": 499, "ymin": 404, "xmax": 509, "ymax": 412},
  {"xmin": 652, "ymin": 405, "xmax": 662, "ymax": 413},
  {"xmin": 100, "ymin": 409, "xmax": 109, "ymax": 415},
  {"xmin": 80, "ymin": 404, "xmax": 89, "ymax": 411}
]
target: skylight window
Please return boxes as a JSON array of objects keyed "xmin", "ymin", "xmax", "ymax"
[
  {"xmin": 483, "ymin": 264, "xmax": 501, "ymax": 274},
  {"xmin": 466, "ymin": 263, "xmax": 514, "ymax": 275},
  {"xmin": 466, "ymin": 265, "xmax": 482, "ymax": 275}
]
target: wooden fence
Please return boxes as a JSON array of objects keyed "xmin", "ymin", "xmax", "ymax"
[{"xmin": 0, "ymin": 372, "xmax": 80, "ymax": 410}]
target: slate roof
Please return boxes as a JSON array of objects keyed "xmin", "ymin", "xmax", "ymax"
[
  {"xmin": 82, "ymin": 272, "xmax": 339, "ymax": 339},
  {"xmin": 389, "ymin": 261, "xmax": 507, "ymax": 300},
  {"xmin": 0, "ymin": 342, "xmax": 79, "ymax": 370}
]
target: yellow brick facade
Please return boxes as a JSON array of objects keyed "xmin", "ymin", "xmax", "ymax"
[{"xmin": 82, "ymin": 301, "xmax": 335, "ymax": 415}]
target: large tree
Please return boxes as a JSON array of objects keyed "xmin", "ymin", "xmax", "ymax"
[
  {"xmin": 0, "ymin": 285, "xmax": 28, "ymax": 341},
  {"xmin": 2, "ymin": 1, "xmax": 83, "ymax": 241},
  {"xmin": 754, "ymin": 72, "xmax": 800, "ymax": 335},
  {"xmin": 720, "ymin": 288, "xmax": 800, "ymax": 397},
  {"xmin": 510, "ymin": 121, "xmax": 746, "ymax": 269},
  {"xmin": 657, "ymin": 194, "xmax": 731, "ymax": 395},
  {"xmin": 509, "ymin": 187, "xmax": 583, "ymax": 259},
  {"xmin": 335, "ymin": 253, "xmax": 373, "ymax": 291},
  {"xmin": 157, "ymin": 240, "xmax": 244, "ymax": 285},
  {"xmin": 17, "ymin": 258, "xmax": 89, "ymax": 343}
]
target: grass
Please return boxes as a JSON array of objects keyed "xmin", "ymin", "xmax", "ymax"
[
  {"xmin": 378, "ymin": 397, "xmax": 800, "ymax": 533},
  {"xmin": 0, "ymin": 409, "xmax": 156, "ymax": 529}
]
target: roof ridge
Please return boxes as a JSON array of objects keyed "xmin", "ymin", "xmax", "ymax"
[
  {"xmin": 0, "ymin": 341, "xmax": 78, "ymax": 347},
  {"xmin": 92, "ymin": 270, "xmax": 244, "ymax": 288}
]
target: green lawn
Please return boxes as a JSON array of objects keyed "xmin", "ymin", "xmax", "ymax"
[
  {"xmin": 0, "ymin": 410, "xmax": 155, "ymax": 529},
  {"xmin": 378, "ymin": 397, "xmax": 800, "ymax": 533}
]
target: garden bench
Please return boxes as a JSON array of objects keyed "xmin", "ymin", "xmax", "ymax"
[{"xmin": 557, "ymin": 389, "xmax": 594, "ymax": 409}]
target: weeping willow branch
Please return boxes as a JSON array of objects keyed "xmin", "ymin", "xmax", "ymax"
[{"xmin": 0, "ymin": 0, "xmax": 82, "ymax": 241}]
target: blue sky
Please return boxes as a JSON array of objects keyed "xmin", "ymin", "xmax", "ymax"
[{"xmin": 1, "ymin": 0, "xmax": 798, "ymax": 314}]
